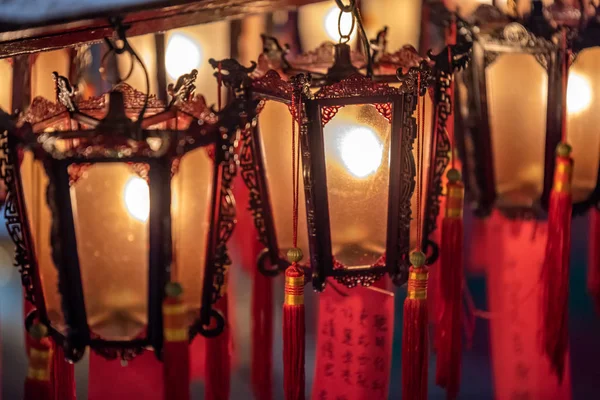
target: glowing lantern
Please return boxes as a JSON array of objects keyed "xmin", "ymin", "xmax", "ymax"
[
  {"xmin": 212, "ymin": 25, "xmax": 469, "ymax": 288},
  {"xmin": 456, "ymin": 1, "xmax": 598, "ymax": 217},
  {"xmin": 0, "ymin": 52, "xmax": 250, "ymax": 362}
]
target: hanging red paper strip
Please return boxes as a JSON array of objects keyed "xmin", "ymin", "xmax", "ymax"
[
  {"xmin": 312, "ymin": 283, "xmax": 394, "ymax": 400},
  {"xmin": 88, "ymin": 350, "xmax": 163, "ymax": 400},
  {"xmin": 485, "ymin": 211, "xmax": 572, "ymax": 400}
]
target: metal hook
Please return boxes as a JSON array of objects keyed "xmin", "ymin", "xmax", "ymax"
[{"xmin": 100, "ymin": 16, "xmax": 150, "ymax": 135}]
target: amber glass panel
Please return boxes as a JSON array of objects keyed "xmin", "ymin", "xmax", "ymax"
[
  {"xmin": 20, "ymin": 151, "xmax": 66, "ymax": 334},
  {"xmin": 566, "ymin": 47, "xmax": 600, "ymax": 203},
  {"xmin": 171, "ymin": 147, "xmax": 214, "ymax": 325},
  {"xmin": 322, "ymin": 104, "xmax": 391, "ymax": 268},
  {"xmin": 410, "ymin": 94, "xmax": 434, "ymax": 250},
  {"xmin": 486, "ymin": 53, "xmax": 548, "ymax": 208},
  {"xmin": 70, "ymin": 163, "xmax": 149, "ymax": 341},
  {"xmin": 258, "ymin": 101, "xmax": 310, "ymax": 259}
]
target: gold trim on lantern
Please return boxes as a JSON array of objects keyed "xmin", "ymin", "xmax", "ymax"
[
  {"xmin": 163, "ymin": 303, "xmax": 186, "ymax": 315},
  {"xmin": 27, "ymin": 347, "xmax": 51, "ymax": 381},
  {"xmin": 407, "ymin": 269, "xmax": 428, "ymax": 300},
  {"xmin": 27, "ymin": 367, "xmax": 50, "ymax": 381},
  {"xmin": 285, "ymin": 276, "xmax": 304, "ymax": 287},
  {"xmin": 284, "ymin": 274, "xmax": 304, "ymax": 306},
  {"xmin": 409, "ymin": 271, "xmax": 428, "ymax": 281},
  {"xmin": 164, "ymin": 328, "xmax": 188, "ymax": 342},
  {"xmin": 553, "ymin": 158, "xmax": 573, "ymax": 193},
  {"xmin": 446, "ymin": 183, "xmax": 464, "ymax": 218},
  {"xmin": 284, "ymin": 293, "xmax": 304, "ymax": 306},
  {"xmin": 407, "ymin": 289, "xmax": 427, "ymax": 300}
]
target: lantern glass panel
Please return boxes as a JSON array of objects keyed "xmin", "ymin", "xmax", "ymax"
[
  {"xmin": 20, "ymin": 151, "xmax": 67, "ymax": 334},
  {"xmin": 322, "ymin": 104, "xmax": 390, "ymax": 268},
  {"xmin": 171, "ymin": 146, "xmax": 214, "ymax": 323},
  {"xmin": 258, "ymin": 100, "xmax": 310, "ymax": 258},
  {"xmin": 486, "ymin": 53, "xmax": 548, "ymax": 208},
  {"xmin": 70, "ymin": 162, "xmax": 149, "ymax": 341},
  {"xmin": 410, "ymin": 94, "xmax": 434, "ymax": 250},
  {"xmin": 567, "ymin": 47, "xmax": 600, "ymax": 203}
]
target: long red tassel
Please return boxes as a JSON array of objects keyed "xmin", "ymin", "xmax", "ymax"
[
  {"xmin": 163, "ymin": 282, "xmax": 190, "ymax": 400},
  {"xmin": 435, "ymin": 170, "xmax": 464, "ymax": 399},
  {"xmin": 24, "ymin": 323, "xmax": 53, "ymax": 400},
  {"xmin": 541, "ymin": 143, "xmax": 573, "ymax": 381},
  {"xmin": 51, "ymin": 340, "xmax": 75, "ymax": 400},
  {"xmin": 252, "ymin": 263, "xmax": 273, "ymax": 400},
  {"xmin": 402, "ymin": 252, "xmax": 429, "ymax": 400},
  {"xmin": 283, "ymin": 252, "xmax": 305, "ymax": 400},
  {"xmin": 205, "ymin": 293, "xmax": 231, "ymax": 400},
  {"xmin": 587, "ymin": 208, "xmax": 600, "ymax": 314}
]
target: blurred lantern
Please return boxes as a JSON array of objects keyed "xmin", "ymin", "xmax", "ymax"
[
  {"xmin": 0, "ymin": 26, "xmax": 251, "ymax": 371},
  {"xmin": 456, "ymin": 0, "xmax": 599, "ymax": 217},
  {"xmin": 454, "ymin": 0, "xmax": 600, "ymax": 381},
  {"xmin": 214, "ymin": 4, "xmax": 469, "ymax": 290}
]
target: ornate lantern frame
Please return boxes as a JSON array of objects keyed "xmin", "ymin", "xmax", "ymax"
[
  {"xmin": 215, "ymin": 36, "xmax": 455, "ymax": 289},
  {"xmin": 228, "ymin": 28, "xmax": 469, "ymax": 286},
  {"xmin": 0, "ymin": 73, "xmax": 248, "ymax": 361},
  {"xmin": 456, "ymin": 4, "xmax": 560, "ymax": 218},
  {"xmin": 566, "ymin": 10, "xmax": 600, "ymax": 213},
  {"xmin": 456, "ymin": 3, "xmax": 600, "ymax": 217}
]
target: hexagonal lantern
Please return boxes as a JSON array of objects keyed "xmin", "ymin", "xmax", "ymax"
[{"xmin": 0, "ymin": 70, "xmax": 251, "ymax": 362}]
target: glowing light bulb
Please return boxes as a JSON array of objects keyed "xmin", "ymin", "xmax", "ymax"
[
  {"xmin": 567, "ymin": 72, "xmax": 592, "ymax": 114},
  {"xmin": 339, "ymin": 127, "xmax": 383, "ymax": 178},
  {"xmin": 324, "ymin": 6, "xmax": 355, "ymax": 42},
  {"xmin": 165, "ymin": 33, "xmax": 202, "ymax": 80},
  {"xmin": 124, "ymin": 177, "xmax": 149, "ymax": 222}
]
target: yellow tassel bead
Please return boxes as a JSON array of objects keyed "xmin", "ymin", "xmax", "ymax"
[
  {"xmin": 165, "ymin": 281, "xmax": 183, "ymax": 298},
  {"xmin": 556, "ymin": 142, "xmax": 572, "ymax": 157},
  {"xmin": 447, "ymin": 168, "xmax": 462, "ymax": 183},
  {"xmin": 287, "ymin": 247, "xmax": 303, "ymax": 263},
  {"xmin": 410, "ymin": 251, "xmax": 426, "ymax": 268},
  {"xmin": 28, "ymin": 323, "xmax": 48, "ymax": 340}
]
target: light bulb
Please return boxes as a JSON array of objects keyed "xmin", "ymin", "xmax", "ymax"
[
  {"xmin": 124, "ymin": 177, "xmax": 150, "ymax": 222},
  {"xmin": 567, "ymin": 72, "xmax": 592, "ymax": 114},
  {"xmin": 339, "ymin": 126, "xmax": 383, "ymax": 178},
  {"xmin": 165, "ymin": 33, "xmax": 202, "ymax": 80},
  {"xmin": 324, "ymin": 6, "xmax": 355, "ymax": 42}
]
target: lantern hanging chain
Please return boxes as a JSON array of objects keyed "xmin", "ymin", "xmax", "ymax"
[
  {"xmin": 416, "ymin": 73, "xmax": 426, "ymax": 252},
  {"xmin": 102, "ymin": 17, "xmax": 150, "ymax": 132},
  {"xmin": 334, "ymin": 0, "xmax": 374, "ymax": 77}
]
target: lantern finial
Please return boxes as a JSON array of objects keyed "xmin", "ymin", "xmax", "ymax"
[
  {"xmin": 165, "ymin": 282, "xmax": 183, "ymax": 298},
  {"xmin": 556, "ymin": 142, "xmax": 572, "ymax": 157},
  {"xmin": 409, "ymin": 251, "xmax": 426, "ymax": 268},
  {"xmin": 447, "ymin": 168, "xmax": 462, "ymax": 183},
  {"xmin": 28, "ymin": 322, "xmax": 48, "ymax": 340}
]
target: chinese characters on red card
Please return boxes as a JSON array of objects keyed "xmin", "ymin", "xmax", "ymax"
[{"xmin": 312, "ymin": 283, "xmax": 394, "ymax": 400}]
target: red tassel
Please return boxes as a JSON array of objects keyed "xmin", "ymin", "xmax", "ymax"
[
  {"xmin": 541, "ymin": 144, "xmax": 573, "ymax": 381},
  {"xmin": 588, "ymin": 208, "xmax": 600, "ymax": 313},
  {"xmin": 283, "ymin": 258, "xmax": 305, "ymax": 400},
  {"xmin": 435, "ymin": 173, "xmax": 464, "ymax": 399},
  {"xmin": 252, "ymin": 264, "xmax": 273, "ymax": 400},
  {"xmin": 402, "ymin": 252, "xmax": 429, "ymax": 400},
  {"xmin": 163, "ymin": 282, "xmax": 190, "ymax": 400},
  {"xmin": 24, "ymin": 324, "xmax": 53, "ymax": 400},
  {"xmin": 51, "ymin": 340, "xmax": 75, "ymax": 400},
  {"xmin": 205, "ymin": 293, "xmax": 231, "ymax": 400}
]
